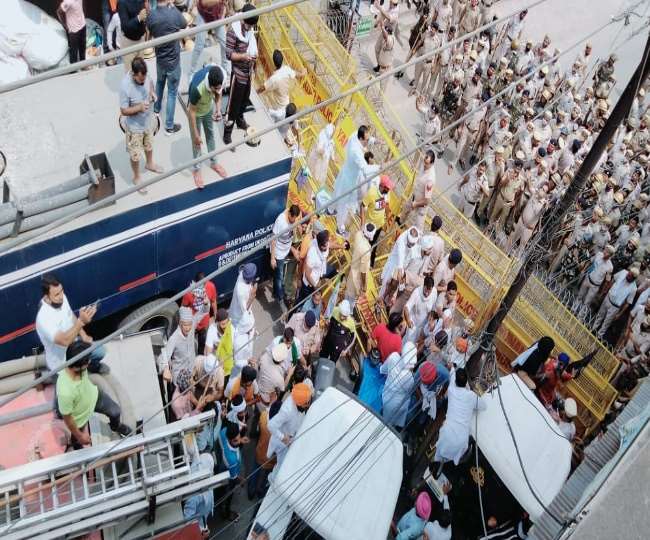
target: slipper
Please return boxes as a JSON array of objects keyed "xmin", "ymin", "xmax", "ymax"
[
  {"xmin": 210, "ymin": 163, "xmax": 228, "ymax": 178},
  {"xmin": 192, "ymin": 170, "xmax": 205, "ymax": 189},
  {"xmin": 145, "ymin": 164, "xmax": 164, "ymax": 174}
]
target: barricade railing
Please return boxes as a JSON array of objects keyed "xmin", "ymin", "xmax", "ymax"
[{"xmin": 255, "ymin": 1, "xmax": 619, "ymax": 430}]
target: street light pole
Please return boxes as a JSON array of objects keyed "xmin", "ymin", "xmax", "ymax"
[{"xmin": 469, "ymin": 32, "xmax": 650, "ymax": 371}]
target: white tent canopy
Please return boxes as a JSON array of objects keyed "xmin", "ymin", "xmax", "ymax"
[
  {"xmin": 255, "ymin": 387, "xmax": 403, "ymax": 540},
  {"xmin": 472, "ymin": 374, "xmax": 572, "ymax": 521}
]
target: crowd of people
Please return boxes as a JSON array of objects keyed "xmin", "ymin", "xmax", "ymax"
[{"xmin": 28, "ymin": 0, "xmax": 650, "ymax": 538}]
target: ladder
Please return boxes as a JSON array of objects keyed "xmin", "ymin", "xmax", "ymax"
[{"xmin": 0, "ymin": 411, "xmax": 228, "ymax": 540}]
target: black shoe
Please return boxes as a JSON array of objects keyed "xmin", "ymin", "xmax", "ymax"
[
  {"xmin": 115, "ymin": 424, "xmax": 131, "ymax": 437},
  {"xmin": 244, "ymin": 104, "xmax": 255, "ymax": 113},
  {"xmin": 223, "ymin": 122, "xmax": 234, "ymax": 145},
  {"xmin": 88, "ymin": 363, "xmax": 110, "ymax": 375},
  {"xmin": 165, "ymin": 124, "xmax": 182, "ymax": 135},
  {"xmin": 236, "ymin": 119, "xmax": 249, "ymax": 131},
  {"xmin": 373, "ymin": 65, "xmax": 380, "ymax": 73},
  {"xmin": 409, "ymin": 79, "xmax": 415, "ymax": 86}
]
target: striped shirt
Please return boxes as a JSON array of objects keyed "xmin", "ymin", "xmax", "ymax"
[{"xmin": 226, "ymin": 29, "xmax": 252, "ymax": 84}]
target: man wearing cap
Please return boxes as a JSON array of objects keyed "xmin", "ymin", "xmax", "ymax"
[
  {"xmin": 429, "ymin": 25, "xmax": 456, "ymax": 97},
  {"xmin": 361, "ymin": 174, "xmax": 394, "ymax": 266},
  {"xmin": 453, "ymin": 98, "xmax": 485, "ymax": 170},
  {"xmin": 189, "ymin": 354, "xmax": 225, "ymax": 412},
  {"xmin": 577, "ymin": 245, "xmax": 615, "ymax": 307},
  {"xmin": 594, "ymin": 54, "xmax": 617, "ymax": 90},
  {"xmin": 458, "ymin": 161, "xmax": 489, "ymax": 219},
  {"xmin": 495, "ymin": 8, "xmax": 526, "ymax": 59},
  {"xmin": 459, "ymin": 0, "xmax": 481, "ymax": 35},
  {"xmin": 594, "ymin": 267, "xmax": 638, "ymax": 338},
  {"xmin": 404, "ymin": 150, "xmax": 436, "ymax": 231},
  {"xmin": 611, "ymin": 236, "xmax": 639, "ymax": 274},
  {"xmin": 536, "ymin": 352, "xmax": 575, "ymax": 408},
  {"xmin": 380, "ymin": 227, "xmax": 421, "ymax": 301},
  {"xmin": 507, "ymin": 185, "xmax": 548, "ymax": 252},
  {"xmin": 287, "ymin": 310, "xmax": 321, "ymax": 363},
  {"xmin": 621, "ymin": 298, "xmax": 650, "ymax": 362},
  {"xmin": 485, "ymin": 116, "xmax": 512, "ymax": 160},
  {"xmin": 181, "ymin": 272, "xmax": 217, "ymax": 356},
  {"xmin": 230, "ymin": 262, "xmax": 257, "ymax": 347},
  {"xmin": 223, "ymin": 3, "xmax": 258, "ymax": 145},
  {"xmin": 372, "ymin": 0, "xmax": 399, "ymax": 73},
  {"xmin": 477, "ymin": 147, "xmax": 505, "ymax": 220},
  {"xmin": 345, "ymin": 223, "xmax": 375, "ymax": 306},
  {"xmin": 267, "ymin": 382, "xmax": 311, "ymax": 466},
  {"xmin": 257, "ymin": 343, "xmax": 291, "ymax": 410},
  {"xmin": 489, "ymin": 164, "xmax": 522, "ymax": 232},
  {"xmin": 557, "ymin": 398, "xmax": 578, "ymax": 441},
  {"xmin": 160, "ymin": 306, "xmax": 203, "ymax": 387}
]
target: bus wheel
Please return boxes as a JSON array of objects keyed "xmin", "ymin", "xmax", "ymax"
[{"xmin": 118, "ymin": 298, "xmax": 178, "ymax": 338}]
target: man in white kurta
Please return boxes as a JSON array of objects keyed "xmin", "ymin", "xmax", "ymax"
[
  {"xmin": 267, "ymin": 383, "xmax": 311, "ymax": 468},
  {"xmin": 404, "ymin": 277, "xmax": 437, "ymax": 343},
  {"xmin": 334, "ymin": 126, "xmax": 374, "ymax": 234},
  {"xmin": 380, "ymin": 227, "xmax": 421, "ymax": 296},
  {"xmin": 435, "ymin": 368, "xmax": 486, "ymax": 465}
]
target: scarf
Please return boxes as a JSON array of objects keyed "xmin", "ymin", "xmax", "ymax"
[
  {"xmin": 231, "ymin": 20, "xmax": 258, "ymax": 58},
  {"xmin": 216, "ymin": 321, "xmax": 234, "ymax": 376}
]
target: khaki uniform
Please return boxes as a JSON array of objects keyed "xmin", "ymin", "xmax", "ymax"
[
  {"xmin": 490, "ymin": 170, "xmax": 522, "ymax": 229},
  {"xmin": 377, "ymin": 33, "xmax": 395, "ymax": 94},
  {"xmin": 404, "ymin": 165, "xmax": 436, "ymax": 230},
  {"xmin": 345, "ymin": 230, "xmax": 372, "ymax": 302}
]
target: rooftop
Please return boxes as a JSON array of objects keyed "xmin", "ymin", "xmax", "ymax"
[{"xmin": 0, "ymin": 46, "xmax": 290, "ymax": 249}]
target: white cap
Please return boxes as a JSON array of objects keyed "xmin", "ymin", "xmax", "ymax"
[
  {"xmin": 179, "ymin": 306, "xmax": 193, "ymax": 323},
  {"xmin": 339, "ymin": 299, "xmax": 352, "ymax": 317},
  {"xmin": 564, "ymin": 398, "xmax": 577, "ymax": 418},
  {"xmin": 421, "ymin": 234, "xmax": 434, "ymax": 251}
]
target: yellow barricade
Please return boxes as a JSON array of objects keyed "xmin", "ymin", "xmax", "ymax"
[{"xmin": 255, "ymin": 2, "xmax": 618, "ymax": 427}]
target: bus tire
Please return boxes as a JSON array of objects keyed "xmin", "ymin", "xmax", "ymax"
[{"xmin": 118, "ymin": 298, "xmax": 178, "ymax": 337}]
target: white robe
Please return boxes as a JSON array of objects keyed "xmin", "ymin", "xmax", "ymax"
[
  {"xmin": 308, "ymin": 123, "xmax": 334, "ymax": 186},
  {"xmin": 267, "ymin": 395, "xmax": 305, "ymax": 465},
  {"xmin": 229, "ymin": 271, "xmax": 255, "ymax": 335},
  {"xmin": 381, "ymin": 351, "xmax": 416, "ymax": 429},
  {"xmin": 435, "ymin": 369, "xmax": 486, "ymax": 464},
  {"xmin": 380, "ymin": 230, "xmax": 421, "ymax": 294},
  {"xmin": 333, "ymin": 134, "xmax": 373, "ymax": 230},
  {"xmin": 404, "ymin": 286, "xmax": 437, "ymax": 343}
]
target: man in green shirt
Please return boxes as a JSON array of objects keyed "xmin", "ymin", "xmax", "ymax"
[
  {"xmin": 57, "ymin": 341, "xmax": 130, "ymax": 450},
  {"xmin": 188, "ymin": 64, "xmax": 228, "ymax": 189}
]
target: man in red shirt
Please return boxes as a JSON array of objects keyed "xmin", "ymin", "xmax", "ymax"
[
  {"xmin": 181, "ymin": 272, "xmax": 217, "ymax": 354},
  {"xmin": 368, "ymin": 312, "xmax": 404, "ymax": 363},
  {"xmin": 536, "ymin": 352, "xmax": 575, "ymax": 408}
]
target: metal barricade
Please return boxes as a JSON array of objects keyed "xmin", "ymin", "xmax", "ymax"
[{"xmin": 255, "ymin": 1, "xmax": 619, "ymax": 430}]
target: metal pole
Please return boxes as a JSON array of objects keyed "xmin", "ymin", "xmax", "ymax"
[{"xmin": 468, "ymin": 31, "xmax": 650, "ymax": 372}]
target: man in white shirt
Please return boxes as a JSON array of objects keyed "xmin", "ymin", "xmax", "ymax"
[
  {"xmin": 594, "ymin": 267, "xmax": 639, "ymax": 338},
  {"xmin": 297, "ymin": 230, "xmax": 331, "ymax": 306},
  {"xmin": 270, "ymin": 204, "xmax": 301, "ymax": 311},
  {"xmin": 403, "ymin": 276, "xmax": 437, "ymax": 343},
  {"xmin": 426, "ymin": 216, "xmax": 447, "ymax": 275},
  {"xmin": 35, "ymin": 275, "xmax": 107, "ymax": 375},
  {"xmin": 433, "ymin": 249, "xmax": 463, "ymax": 290},
  {"xmin": 229, "ymin": 263, "xmax": 258, "ymax": 352},
  {"xmin": 458, "ymin": 162, "xmax": 489, "ymax": 219},
  {"xmin": 576, "ymin": 245, "xmax": 615, "ymax": 307}
]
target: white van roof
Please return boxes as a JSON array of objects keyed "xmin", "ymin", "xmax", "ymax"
[
  {"xmin": 472, "ymin": 374, "xmax": 572, "ymax": 521},
  {"xmin": 259, "ymin": 387, "xmax": 403, "ymax": 540}
]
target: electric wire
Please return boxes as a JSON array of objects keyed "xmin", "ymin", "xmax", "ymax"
[
  {"xmin": 0, "ymin": 0, "xmax": 547, "ymax": 255},
  {"xmin": 0, "ymin": 15, "xmax": 620, "ymax": 534},
  {"xmin": 0, "ymin": 7, "xmax": 630, "ymax": 536}
]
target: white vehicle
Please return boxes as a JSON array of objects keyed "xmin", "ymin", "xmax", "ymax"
[{"xmin": 249, "ymin": 386, "xmax": 403, "ymax": 540}]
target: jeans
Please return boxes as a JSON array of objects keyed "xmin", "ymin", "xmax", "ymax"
[
  {"xmin": 70, "ymin": 389, "xmax": 122, "ymax": 449},
  {"xmin": 273, "ymin": 257, "xmax": 289, "ymax": 302},
  {"xmin": 189, "ymin": 13, "xmax": 230, "ymax": 82},
  {"xmin": 154, "ymin": 63, "xmax": 181, "ymax": 130},
  {"xmin": 192, "ymin": 109, "xmax": 217, "ymax": 170}
]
